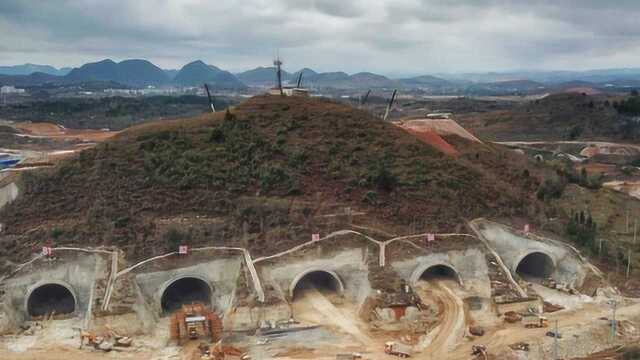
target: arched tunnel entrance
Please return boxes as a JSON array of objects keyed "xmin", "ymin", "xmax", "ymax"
[
  {"xmin": 291, "ymin": 270, "xmax": 344, "ymax": 300},
  {"xmin": 419, "ymin": 264, "xmax": 460, "ymax": 282},
  {"xmin": 516, "ymin": 252, "xmax": 555, "ymax": 281},
  {"xmin": 27, "ymin": 283, "xmax": 76, "ymax": 318},
  {"xmin": 160, "ymin": 277, "xmax": 212, "ymax": 314}
]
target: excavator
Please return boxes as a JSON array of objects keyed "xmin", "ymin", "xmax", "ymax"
[{"xmin": 78, "ymin": 326, "xmax": 132, "ymax": 351}]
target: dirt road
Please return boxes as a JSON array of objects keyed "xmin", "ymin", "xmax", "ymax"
[
  {"xmin": 415, "ymin": 279, "xmax": 466, "ymax": 358},
  {"xmin": 446, "ymin": 300, "xmax": 640, "ymax": 359},
  {"xmin": 291, "ymin": 287, "xmax": 372, "ymax": 346}
]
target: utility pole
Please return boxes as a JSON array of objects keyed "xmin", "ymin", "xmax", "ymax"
[
  {"xmin": 552, "ymin": 320, "xmax": 559, "ymax": 360},
  {"xmin": 274, "ymin": 54, "xmax": 283, "ymax": 96},
  {"xmin": 599, "ymin": 238, "xmax": 603, "ymax": 259},
  {"xmin": 626, "ymin": 208, "xmax": 630, "ymax": 233},
  {"xmin": 609, "ymin": 300, "xmax": 618, "ymax": 343},
  {"xmin": 627, "ymin": 248, "xmax": 632, "ymax": 279},
  {"xmin": 634, "ymin": 218, "xmax": 637, "ymax": 244}
]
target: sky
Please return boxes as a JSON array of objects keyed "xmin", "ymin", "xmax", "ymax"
[{"xmin": 0, "ymin": 0, "xmax": 639, "ymax": 77}]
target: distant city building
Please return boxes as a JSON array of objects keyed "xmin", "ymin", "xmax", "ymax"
[{"xmin": 0, "ymin": 85, "xmax": 26, "ymax": 94}]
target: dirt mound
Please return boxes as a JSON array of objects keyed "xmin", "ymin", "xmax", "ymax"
[{"xmin": 0, "ymin": 95, "xmax": 544, "ymax": 261}]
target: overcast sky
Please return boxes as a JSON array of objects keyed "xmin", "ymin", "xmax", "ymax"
[{"xmin": 1, "ymin": 0, "xmax": 639, "ymax": 76}]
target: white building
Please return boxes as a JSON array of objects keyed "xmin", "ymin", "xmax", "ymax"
[{"xmin": 0, "ymin": 86, "xmax": 26, "ymax": 94}]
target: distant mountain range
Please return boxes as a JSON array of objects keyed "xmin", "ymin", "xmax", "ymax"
[
  {"xmin": 437, "ymin": 68, "xmax": 640, "ymax": 84},
  {"xmin": 174, "ymin": 60, "xmax": 246, "ymax": 89},
  {"xmin": 0, "ymin": 63, "xmax": 71, "ymax": 76},
  {"xmin": 65, "ymin": 59, "xmax": 169, "ymax": 86},
  {"xmin": 1, "ymin": 59, "xmax": 640, "ymax": 94}
]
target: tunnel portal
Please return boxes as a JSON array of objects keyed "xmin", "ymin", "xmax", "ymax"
[
  {"xmin": 516, "ymin": 252, "xmax": 555, "ymax": 281},
  {"xmin": 27, "ymin": 283, "xmax": 76, "ymax": 318},
  {"xmin": 160, "ymin": 277, "xmax": 212, "ymax": 314}
]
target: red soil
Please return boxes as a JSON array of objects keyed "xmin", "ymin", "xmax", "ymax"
[{"xmin": 401, "ymin": 128, "xmax": 459, "ymax": 156}]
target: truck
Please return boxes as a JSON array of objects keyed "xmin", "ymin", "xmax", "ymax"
[
  {"xmin": 384, "ymin": 342, "xmax": 412, "ymax": 358},
  {"xmin": 522, "ymin": 315, "xmax": 548, "ymax": 328}
]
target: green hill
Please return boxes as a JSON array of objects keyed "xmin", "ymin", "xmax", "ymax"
[{"xmin": 0, "ymin": 95, "xmax": 544, "ymax": 262}]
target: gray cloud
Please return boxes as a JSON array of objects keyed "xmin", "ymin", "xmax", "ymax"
[{"xmin": 0, "ymin": 0, "xmax": 638, "ymax": 75}]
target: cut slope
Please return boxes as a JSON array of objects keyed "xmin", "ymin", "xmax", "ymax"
[
  {"xmin": 0, "ymin": 95, "xmax": 543, "ymax": 260},
  {"xmin": 399, "ymin": 128, "xmax": 459, "ymax": 156},
  {"xmin": 399, "ymin": 118, "xmax": 482, "ymax": 143}
]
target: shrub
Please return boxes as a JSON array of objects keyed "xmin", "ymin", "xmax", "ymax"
[
  {"xmin": 566, "ymin": 210, "xmax": 597, "ymax": 250},
  {"xmin": 164, "ymin": 227, "xmax": 184, "ymax": 249},
  {"xmin": 367, "ymin": 160, "xmax": 398, "ymax": 192},
  {"xmin": 50, "ymin": 227, "xmax": 63, "ymax": 239},
  {"xmin": 362, "ymin": 191, "xmax": 377, "ymax": 205},
  {"xmin": 536, "ymin": 176, "xmax": 567, "ymax": 200},
  {"xmin": 259, "ymin": 167, "xmax": 289, "ymax": 193}
]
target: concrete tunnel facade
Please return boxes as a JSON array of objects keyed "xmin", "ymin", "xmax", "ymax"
[
  {"xmin": 133, "ymin": 256, "xmax": 243, "ymax": 316},
  {"xmin": 0, "ymin": 252, "xmax": 107, "ymax": 333},
  {"xmin": 391, "ymin": 247, "xmax": 492, "ymax": 298},
  {"xmin": 258, "ymin": 247, "xmax": 373, "ymax": 304},
  {"xmin": 474, "ymin": 220, "xmax": 587, "ymax": 286}
]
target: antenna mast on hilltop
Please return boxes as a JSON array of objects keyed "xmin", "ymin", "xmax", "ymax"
[{"xmin": 274, "ymin": 53, "xmax": 284, "ymax": 96}]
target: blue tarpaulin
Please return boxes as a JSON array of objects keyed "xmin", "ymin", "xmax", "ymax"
[{"xmin": 0, "ymin": 157, "xmax": 20, "ymax": 169}]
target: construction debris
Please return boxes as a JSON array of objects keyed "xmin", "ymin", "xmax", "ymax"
[
  {"xmin": 471, "ymin": 345, "xmax": 488, "ymax": 359},
  {"xmin": 469, "ymin": 325, "xmax": 485, "ymax": 336},
  {"xmin": 504, "ymin": 311, "xmax": 522, "ymax": 323},
  {"xmin": 544, "ymin": 301, "xmax": 565, "ymax": 313},
  {"xmin": 508, "ymin": 342, "xmax": 529, "ymax": 351}
]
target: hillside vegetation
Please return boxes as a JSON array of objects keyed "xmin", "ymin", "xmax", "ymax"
[
  {"xmin": 0, "ymin": 95, "xmax": 545, "ymax": 261},
  {"xmin": 457, "ymin": 93, "xmax": 639, "ymax": 141}
]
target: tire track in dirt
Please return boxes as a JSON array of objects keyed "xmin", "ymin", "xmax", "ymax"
[{"xmin": 416, "ymin": 280, "xmax": 466, "ymax": 358}]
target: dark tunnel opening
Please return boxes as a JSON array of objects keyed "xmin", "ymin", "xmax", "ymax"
[
  {"xmin": 27, "ymin": 284, "xmax": 75, "ymax": 318},
  {"xmin": 420, "ymin": 265, "xmax": 459, "ymax": 282},
  {"xmin": 516, "ymin": 252, "xmax": 555, "ymax": 281},
  {"xmin": 292, "ymin": 271, "xmax": 341, "ymax": 300},
  {"xmin": 161, "ymin": 277, "xmax": 212, "ymax": 314}
]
